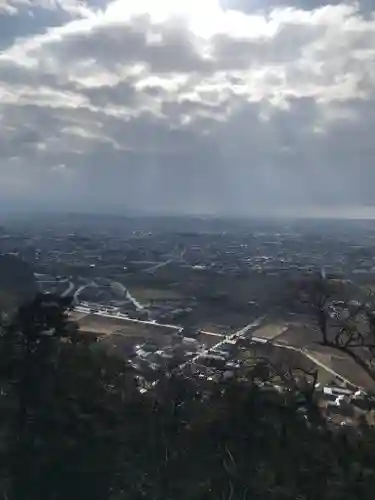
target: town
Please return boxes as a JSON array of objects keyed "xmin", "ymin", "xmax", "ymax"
[{"xmin": 2, "ymin": 213, "xmax": 375, "ymax": 426}]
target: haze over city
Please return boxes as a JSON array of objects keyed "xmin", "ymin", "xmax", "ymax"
[{"xmin": 1, "ymin": 0, "xmax": 375, "ymax": 217}]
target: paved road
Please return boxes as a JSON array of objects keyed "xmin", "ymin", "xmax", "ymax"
[
  {"xmin": 61, "ymin": 281, "xmax": 75, "ymax": 298},
  {"xmin": 187, "ymin": 316, "xmax": 267, "ymax": 366},
  {"xmin": 74, "ymin": 285, "xmax": 87, "ymax": 304},
  {"xmin": 302, "ymin": 348, "xmax": 363, "ymax": 390},
  {"xmin": 200, "ymin": 331, "xmax": 225, "ymax": 338},
  {"xmin": 141, "ymin": 259, "xmax": 173, "ymax": 274},
  {"xmin": 188, "ymin": 316, "xmax": 365, "ymax": 391},
  {"xmin": 72, "ymin": 297, "xmax": 366, "ymax": 392},
  {"xmin": 230, "ymin": 316, "xmax": 267, "ymax": 339},
  {"xmin": 74, "ymin": 305, "xmax": 183, "ymax": 331},
  {"xmin": 267, "ymin": 340, "xmax": 365, "ymax": 391},
  {"xmin": 110, "ymin": 280, "xmax": 145, "ymax": 311},
  {"xmin": 72, "ymin": 303, "xmax": 363, "ymax": 391},
  {"xmin": 36, "ymin": 277, "xmax": 75, "ymax": 298},
  {"xmin": 73, "ymin": 281, "xmax": 97, "ymax": 304},
  {"xmin": 140, "ymin": 248, "xmax": 185, "ymax": 274}
]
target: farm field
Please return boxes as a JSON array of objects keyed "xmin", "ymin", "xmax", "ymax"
[
  {"xmin": 197, "ymin": 331, "xmax": 225, "ymax": 349},
  {"xmin": 197, "ymin": 323, "xmax": 229, "ymax": 335},
  {"xmin": 274, "ymin": 324, "xmax": 322, "ymax": 348},
  {"xmin": 128, "ymin": 286, "xmax": 184, "ymax": 302},
  {"xmin": 251, "ymin": 323, "xmax": 289, "ymax": 340},
  {"xmin": 69, "ymin": 311, "xmax": 90, "ymax": 322},
  {"xmin": 75, "ymin": 313, "xmax": 175, "ymax": 339}
]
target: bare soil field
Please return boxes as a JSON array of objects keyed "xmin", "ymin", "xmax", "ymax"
[
  {"xmin": 251, "ymin": 323, "xmax": 288, "ymax": 340},
  {"xmin": 69, "ymin": 311, "xmax": 89, "ymax": 322},
  {"xmin": 99, "ymin": 334, "xmax": 147, "ymax": 355},
  {"xmin": 128, "ymin": 286, "xmax": 184, "ymax": 302},
  {"xmin": 274, "ymin": 324, "xmax": 322, "ymax": 348},
  {"xmin": 78, "ymin": 320, "xmax": 116, "ymax": 335},
  {"xmin": 330, "ymin": 356, "xmax": 374, "ymax": 391},
  {"xmin": 76, "ymin": 314, "xmax": 174, "ymax": 339},
  {"xmin": 112, "ymin": 322, "xmax": 173, "ymax": 339},
  {"xmin": 76, "ymin": 314, "xmax": 129, "ymax": 334},
  {"xmin": 302, "ymin": 346, "xmax": 375, "ymax": 390},
  {"xmin": 196, "ymin": 332, "xmax": 225, "ymax": 348},
  {"xmin": 193, "ymin": 311, "xmax": 255, "ymax": 333},
  {"xmin": 242, "ymin": 343, "xmax": 336, "ymax": 386}
]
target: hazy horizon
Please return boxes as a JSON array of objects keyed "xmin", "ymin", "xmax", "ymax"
[
  {"xmin": 4, "ymin": 204, "xmax": 375, "ymax": 222},
  {"xmin": 1, "ymin": 0, "xmax": 375, "ymax": 217}
]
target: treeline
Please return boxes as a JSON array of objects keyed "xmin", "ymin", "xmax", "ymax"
[{"xmin": 0, "ymin": 293, "xmax": 375, "ymax": 499}]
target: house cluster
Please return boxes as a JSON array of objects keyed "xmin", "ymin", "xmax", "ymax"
[{"xmin": 317, "ymin": 384, "xmax": 372, "ymax": 422}]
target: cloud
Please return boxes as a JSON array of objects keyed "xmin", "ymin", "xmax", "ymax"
[
  {"xmin": 0, "ymin": 1, "xmax": 92, "ymax": 50},
  {"xmin": 221, "ymin": 0, "xmax": 374, "ymax": 14},
  {"xmin": 1, "ymin": 0, "xmax": 375, "ymax": 216}
]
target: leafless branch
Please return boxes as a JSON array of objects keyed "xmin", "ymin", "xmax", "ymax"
[{"xmin": 294, "ymin": 273, "xmax": 375, "ymax": 388}]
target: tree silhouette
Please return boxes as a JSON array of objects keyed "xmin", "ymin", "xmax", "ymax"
[
  {"xmin": 0, "ymin": 292, "xmax": 375, "ymax": 499},
  {"xmin": 293, "ymin": 273, "xmax": 375, "ymax": 388},
  {"xmin": 0, "ymin": 293, "xmax": 138, "ymax": 500}
]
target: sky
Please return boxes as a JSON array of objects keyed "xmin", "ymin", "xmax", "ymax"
[{"xmin": 1, "ymin": 0, "xmax": 375, "ymax": 217}]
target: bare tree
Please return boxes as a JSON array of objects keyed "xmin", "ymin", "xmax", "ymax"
[{"xmin": 295, "ymin": 272, "xmax": 375, "ymax": 387}]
